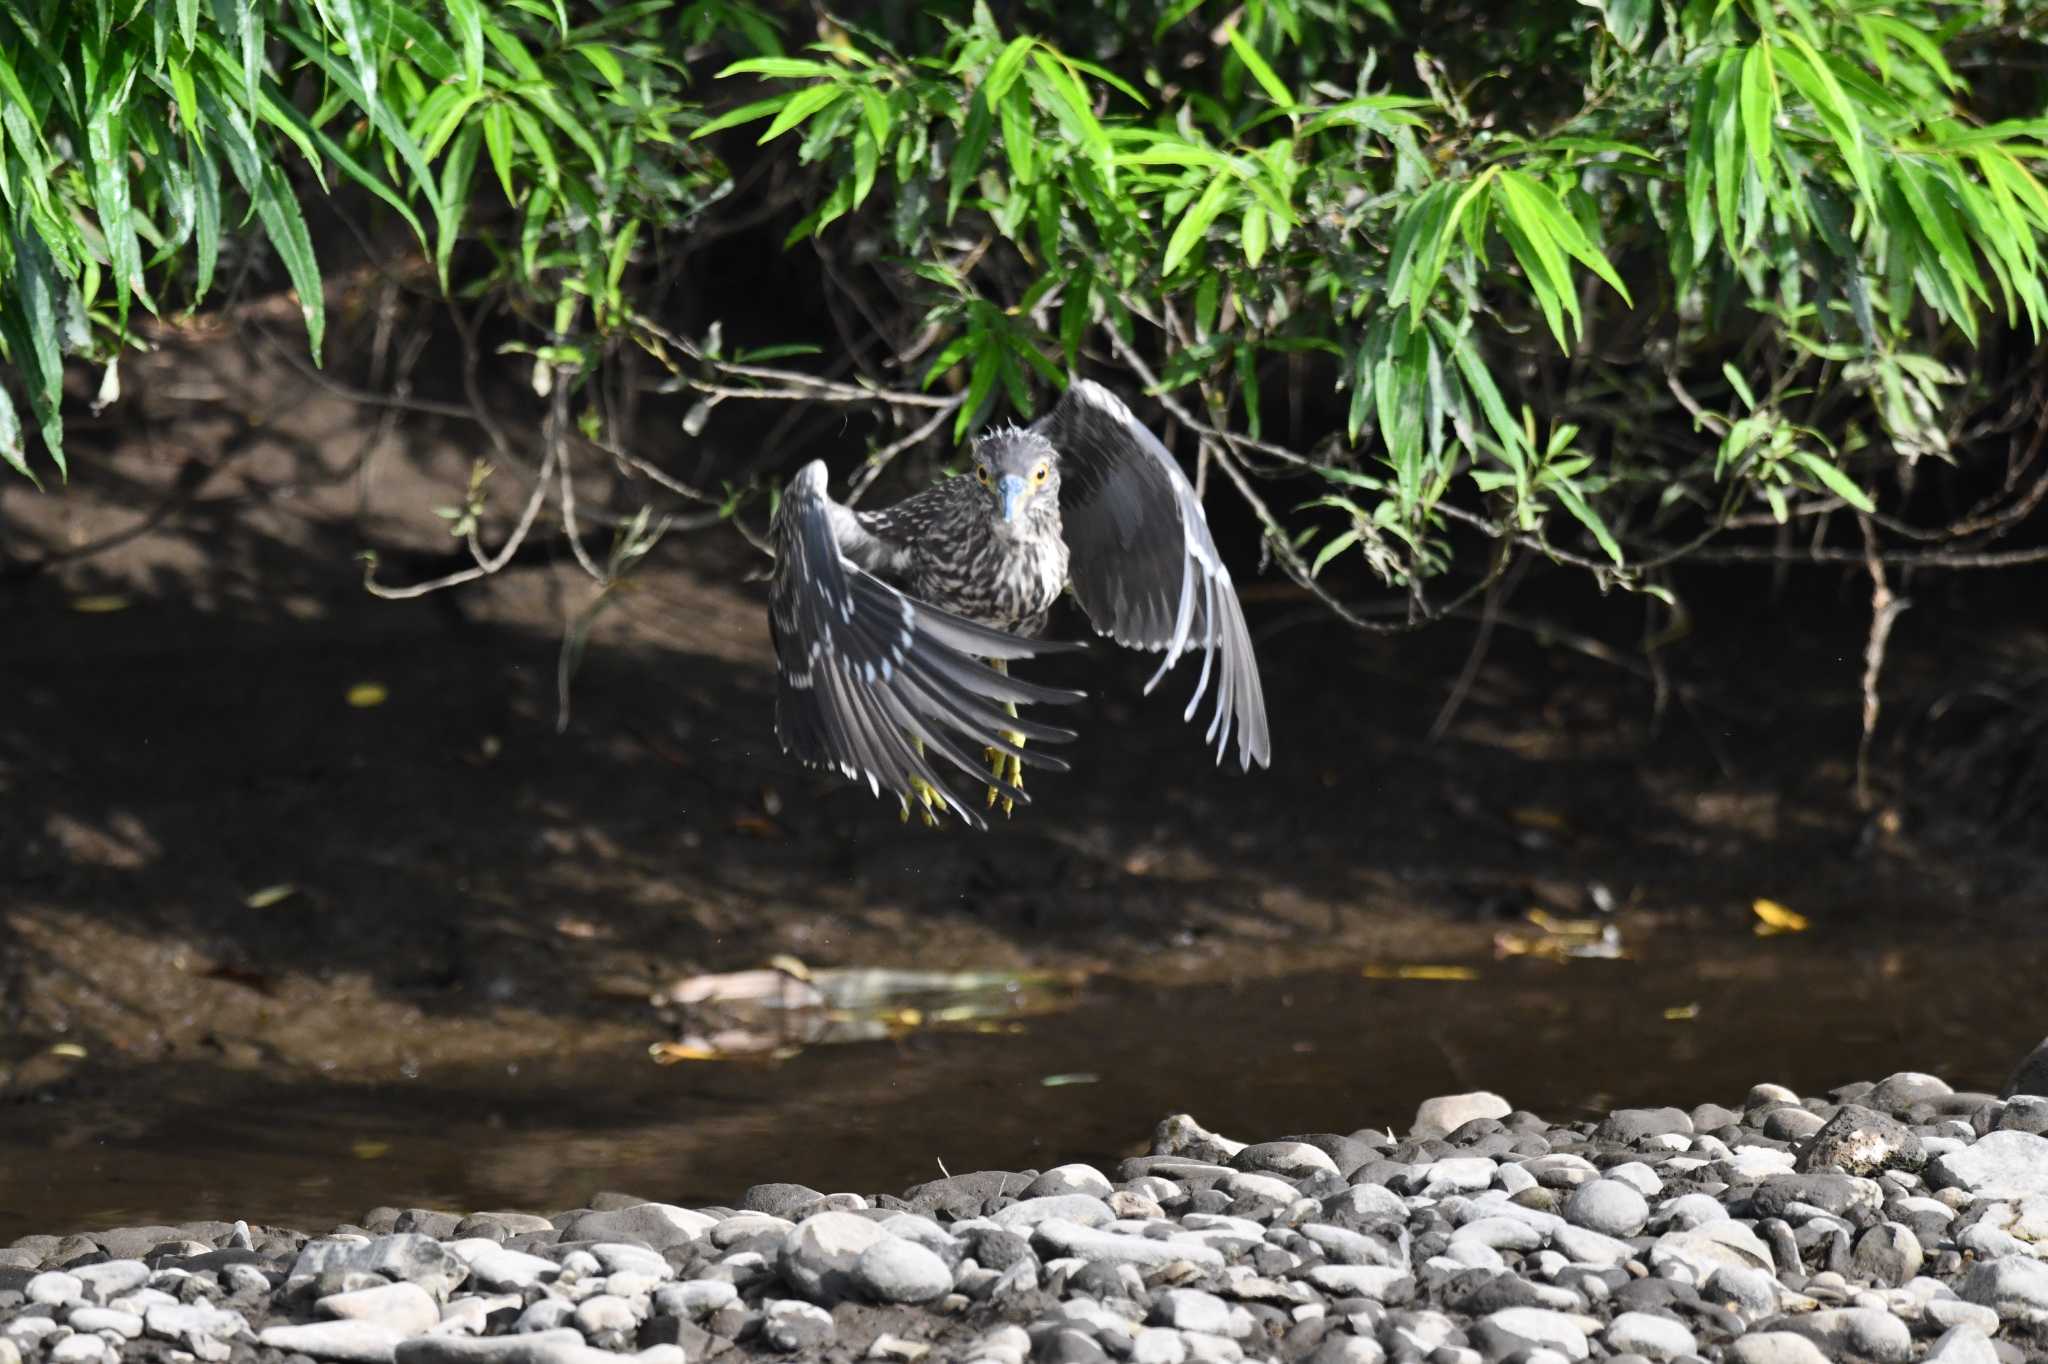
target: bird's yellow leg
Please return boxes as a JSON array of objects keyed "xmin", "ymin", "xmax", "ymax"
[
  {"xmin": 898, "ymin": 737, "xmax": 947, "ymax": 826},
  {"xmin": 984, "ymin": 660, "xmax": 1025, "ymax": 817}
]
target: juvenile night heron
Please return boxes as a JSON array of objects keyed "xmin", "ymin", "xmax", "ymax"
[{"xmin": 769, "ymin": 379, "xmax": 1270, "ymax": 827}]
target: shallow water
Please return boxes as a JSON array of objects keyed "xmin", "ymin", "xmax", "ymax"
[{"xmin": 3, "ymin": 932, "xmax": 2040, "ymax": 1239}]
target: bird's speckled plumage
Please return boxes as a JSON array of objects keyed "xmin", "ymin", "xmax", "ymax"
[{"xmin": 769, "ymin": 379, "xmax": 1270, "ymax": 827}]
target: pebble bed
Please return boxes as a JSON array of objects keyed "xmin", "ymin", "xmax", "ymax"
[{"xmin": 8, "ymin": 1063, "xmax": 2048, "ymax": 1364}]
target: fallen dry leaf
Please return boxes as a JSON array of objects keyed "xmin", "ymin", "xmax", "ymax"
[
  {"xmin": 1361, "ymin": 963, "xmax": 1481, "ymax": 982},
  {"xmin": 1752, "ymin": 898, "xmax": 1810, "ymax": 935}
]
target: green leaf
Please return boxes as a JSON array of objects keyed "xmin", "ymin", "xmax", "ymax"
[
  {"xmin": 1242, "ymin": 202, "xmax": 1268, "ymax": 266},
  {"xmin": 446, "ymin": 0, "xmax": 485, "ymax": 88},
  {"xmin": 1224, "ymin": 26, "xmax": 1294, "ymax": 110},
  {"xmin": 483, "ymin": 102, "xmax": 518, "ymax": 202},
  {"xmin": 759, "ymin": 83, "xmax": 844, "ymax": 143},
  {"xmin": 435, "ymin": 119, "xmax": 482, "ymax": 287},
  {"xmin": 1311, "ymin": 528, "xmax": 1360, "ymax": 575},
  {"xmin": 252, "ymin": 163, "xmax": 324, "ymax": 360},
  {"xmin": 573, "ymin": 43, "xmax": 626, "ymax": 91},
  {"xmin": 982, "ymin": 34, "xmax": 1035, "ymax": 104},
  {"xmin": 692, "ymin": 95, "xmax": 791, "ymax": 140},
  {"xmin": 0, "ymin": 380, "xmax": 27, "ymax": 481},
  {"xmin": 1549, "ymin": 478, "xmax": 1623, "ymax": 564},
  {"xmin": 717, "ymin": 57, "xmax": 845, "ymax": 79},
  {"xmin": 1785, "ymin": 448, "xmax": 1874, "ymax": 511},
  {"xmin": 1163, "ymin": 174, "xmax": 1235, "ymax": 276},
  {"xmin": 1592, "ymin": 0, "xmax": 1651, "ymax": 52}
]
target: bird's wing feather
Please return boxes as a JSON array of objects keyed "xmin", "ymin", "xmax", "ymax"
[
  {"xmin": 770, "ymin": 460, "xmax": 1084, "ymax": 827},
  {"xmin": 1034, "ymin": 380, "xmax": 1271, "ymax": 770}
]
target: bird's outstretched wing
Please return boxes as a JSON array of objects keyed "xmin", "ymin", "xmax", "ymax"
[
  {"xmin": 770, "ymin": 460, "xmax": 1084, "ymax": 828},
  {"xmin": 1034, "ymin": 380, "xmax": 1270, "ymax": 770}
]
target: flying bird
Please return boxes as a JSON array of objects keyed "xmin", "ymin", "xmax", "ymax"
[{"xmin": 768, "ymin": 378, "xmax": 1270, "ymax": 827}]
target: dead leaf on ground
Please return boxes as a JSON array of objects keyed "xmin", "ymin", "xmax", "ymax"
[
  {"xmin": 1361, "ymin": 963, "xmax": 1480, "ymax": 982},
  {"xmin": 1752, "ymin": 898, "xmax": 1810, "ymax": 935}
]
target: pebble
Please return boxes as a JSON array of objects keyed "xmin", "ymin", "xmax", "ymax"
[
  {"xmin": 1562, "ymin": 1179, "xmax": 1647, "ymax": 1236},
  {"xmin": 1602, "ymin": 1311, "xmax": 1695, "ymax": 1360},
  {"xmin": 13, "ymin": 1066, "xmax": 2048, "ymax": 1364},
  {"xmin": 852, "ymin": 1239, "xmax": 951, "ymax": 1303},
  {"xmin": 260, "ymin": 1320, "xmax": 409, "ymax": 1362},
  {"xmin": 1727, "ymin": 1332, "xmax": 1831, "ymax": 1364}
]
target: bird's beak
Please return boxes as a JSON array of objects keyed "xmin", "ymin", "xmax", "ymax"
[{"xmin": 997, "ymin": 474, "xmax": 1029, "ymax": 523}]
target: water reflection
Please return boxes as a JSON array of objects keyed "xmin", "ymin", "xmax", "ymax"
[{"xmin": 3, "ymin": 933, "xmax": 2039, "ymax": 1238}]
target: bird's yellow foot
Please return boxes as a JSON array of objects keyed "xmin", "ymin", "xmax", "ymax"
[
  {"xmin": 896, "ymin": 737, "xmax": 948, "ymax": 826},
  {"xmin": 983, "ymin": 665, "xmax": 1023, "ymax": 817},
  {"xmin": 985, "ymin": 728, "xmax": 1025, "ymax": 817},
  {"xmin": 898, "ymin": 773, "xmax": 948, "ymax": 826}
]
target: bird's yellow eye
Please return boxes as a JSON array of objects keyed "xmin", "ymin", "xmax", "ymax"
[
  {"xmin": 974, "ymin": 465, "xmax": 990, "ymax": 484},
  {"xmin": 1031, "ymin": 463, "xmax": 1049, "ymax": 484}
]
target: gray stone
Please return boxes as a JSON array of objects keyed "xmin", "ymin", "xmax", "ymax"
[
  {"xmin": 1849, "ymin": 1222, "xmax": 1922, "ymax": 1286},
  {"xmin": 1795, "ymin": 1104, "xmax": 1927, "ymax": 1177},
  {"xmin": 1926, "ymin": 1325, "xmax": 2001, "ymax": 1364},
  {"xmin": 1925, "ymin": 1297, "xmax": 2000, "ymax": 1334},
  {"xmin": 588, "ymin": 1243, "xmax": 668, "ymax": 1279},
  {"xmin": 48, "ymin": 1337, "xmax": 111, "ymax": 1364},
  {"xmin": 852, "ymin": 1238, "xmax": 950, "ymax": 1304},
  {"xmin": 69, "ymin": 1263, "xmax": 149, "ymax": 1304},
  {"xmin": 1233, "ymin": 1142, "xmax": 1339, "ymax": 1180},
  {"xmin": 260, "ymin": 1321, "xmax": 408, "ymax": 1363},
  {"xmin": 1550, "ymin": 1225, "xmax": 1632, "ymax": 1267},
  {"xmin": 1760, "ymin": 1307, "xmax": 1912, "ymax": 1362},
  {"xmin": 1956, "ymin": 1255, "xmax": 2048, "ymax": 1315},
  {"xmin": 1706, "ymin": 1265, "xmax": 1782, "ymax": 1318},
  {"xmin": 1412, "ymin": 1093, "xmax": 1511, "ymax": 1139},
  {"xmin": 1930, "ymin": 1130, "xmax": 2048, "ymax": 1198},
  {"xmin": 554, "ymin": 1206, "xmax": 715, "ymax": 1251},
  {"xmin": 990, "ymin": 1195, "xmax": 1115, "ymax": 1230},
  {"xmin": 26, "ymin": 1272, "xmax": 83, "ymax": 1306},
  {"xmin": 1152, "ymin": 1289, "xmax": 1233, "ymax": 1336},
  {"xmin": 761, "ymin": 1299, "xmax": 834, "ymax": 1352},
  {"xmin": 1596, "ymin": 1108, "xmax": 1692, "ymax": 1143},
  {"xmin": 2005, "ymin": 1037, "xmax": 2048, "ymax": 1099},
  {"xmin": 1869, "ymin": 1072, "xmax": 1953, "ymax": 1115},
  {"xmin": 1761, "ymin": 1107, "xmax": 1827, "ymax": 1141},
  {"xmin": 145, "ymin": 1303, "xmax": 246, "ymax": 1363},
  {"xmin": 66, "ymin": 1308, "xmax": 143, "ymax": 1340},
  {"xmin": 456, "ymin": 1246, "xmax": 558, "ymax": 1292},
  {"xmin": 1726, "ymin": 1333, "xmax": 1830, "ymax": 1364},
  {"xmin": 1602, "ymin": 1313, "xmax": 1695, "ymax": 1361},
  {"xmin": 1131, "ymin": 1327, "xmax": 1189, "ymax": 1364},
  {"xmin": 1475, "ymin": 1307, "xmax": 1589, "ymax": 1360},
  {"xmin": 318, "ymin": 1282, "xmax": 440, "ymax": 1334},
  {"xmin": 1031, "ymin": 1219, "xmax": 1223, "ymax": 1270},
  {"xmin": 392, "ymin": 1328, "xmax": 590, "ymax": 1364},
  {"xmin": 1301, "ymin": 1266, "xmax": 1412, "ymax": 1300},
  {"xmin": 651, "ymin": 1281, "xmax": 736, "ymax": 1319},
  {"xmin": 1563, "ymin": 1180, "xmax": 1647, "ymax": 1237},
  {"xmin": 778, "ymin": 1211, "xmax": 889, "ymax": 1303},
  {"xmin": 1023, "ymin": 1165, "xmax": 1115, "ymax": 1200},
  {"xmin": 1648, "ymin": 1221, "xmax": 1773, "ymax": 1278},
  {"xmin": 570, "ymin": 1294, "xmax": 636, "ymax": 1340},
  {"xmin": 1752, "ymin": 1172, "xmax": 1882, "ymax": 1220},
  {"xmin": 291, "ymin": 1236, "xmax": 467, "ymax": 1299}
]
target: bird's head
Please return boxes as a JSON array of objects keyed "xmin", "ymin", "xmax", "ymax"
[{"xmin": 971, "ymin": 426, "xmax": 1060, "ymax": 538}]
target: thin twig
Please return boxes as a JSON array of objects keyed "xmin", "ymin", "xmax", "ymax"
[{"xmin": 1855, "ymin": 512, "xmax": 1910, "ymax": 811}]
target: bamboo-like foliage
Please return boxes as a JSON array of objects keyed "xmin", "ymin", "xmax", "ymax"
[
  {"xmin": 704, "ymin": 0, "xmax": 2048, "ymax": 591},
  {"xmin": 2, "ymin": 0, "xmax": 2045, "ymax": 604},
  {"xmin": 0, "ymin": 0, "xmax": 744, "ymax": 481}
]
